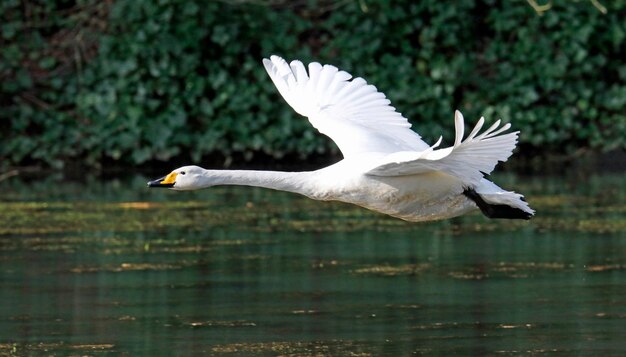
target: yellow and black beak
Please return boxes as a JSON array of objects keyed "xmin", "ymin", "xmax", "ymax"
[{"xmin": 147, "ymin": 172, "xmax": 178, "ymax": 188}]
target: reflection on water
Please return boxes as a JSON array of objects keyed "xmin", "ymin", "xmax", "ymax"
[{"xmin": 0, "ymin": 171, "xmax": 624, "ymax": 355}]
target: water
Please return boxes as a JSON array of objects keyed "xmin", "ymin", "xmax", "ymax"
[{"xmin": 0, "ymin": 170, "xmax": 624, "ymax": 356}]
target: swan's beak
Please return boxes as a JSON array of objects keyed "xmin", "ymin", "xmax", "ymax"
[{"xmin": 147, "ymin": 172, "xmax": 177, "ymax": 188}]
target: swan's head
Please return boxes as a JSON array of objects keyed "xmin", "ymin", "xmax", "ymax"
[{"xmin": 147, "ymin": 165, "xmax": 205, "ymax": 190}]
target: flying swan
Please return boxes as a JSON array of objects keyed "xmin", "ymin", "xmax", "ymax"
[{"xmin": 148, "ymin": 55, "xmax": 534, "ymax": 221}]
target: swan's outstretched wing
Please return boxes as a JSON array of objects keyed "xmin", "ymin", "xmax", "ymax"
[
  {"xmin": 263, "ymin": 55, "xmax": 430, "ymax": 157},
  {"xmin": 366, "ymin": 111, "xmax": 519, "ymax": 186}
]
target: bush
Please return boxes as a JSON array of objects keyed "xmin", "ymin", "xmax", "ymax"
[{"xmin": 1, "ymin": 0, "xmax": 624, "ymax": 169}]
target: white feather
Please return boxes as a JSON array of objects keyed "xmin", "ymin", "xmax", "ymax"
[
  {"xmin": 366, "ymin": 111, "xmax": 519, "ymax": 186},
  {"xmin": 263, "ymin": 55, "xmax": 430, "ymax": 156}
]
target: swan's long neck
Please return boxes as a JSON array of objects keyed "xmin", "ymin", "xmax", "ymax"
[{"xmin": 197, "ymin": 169, "xmax": 318, "ymax": 197}]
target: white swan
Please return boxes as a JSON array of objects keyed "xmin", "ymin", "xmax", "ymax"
[{"xmin": 148, "ymin": 55, "xmax": 534, "ymax": 221}]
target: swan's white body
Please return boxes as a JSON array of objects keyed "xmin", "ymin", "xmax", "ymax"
[{"xmin": 149, "ymin": 56, "xmax": 534, "ymax": 221}]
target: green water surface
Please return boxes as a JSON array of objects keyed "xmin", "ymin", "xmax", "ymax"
[{"xmin": 0, "ymin": 170, "xmax": 624, "ymax": 356}]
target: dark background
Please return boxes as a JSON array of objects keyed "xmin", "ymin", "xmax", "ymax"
[{"xmin": 1, "ymin": 0, "xmax": 624, "ymax": 170}]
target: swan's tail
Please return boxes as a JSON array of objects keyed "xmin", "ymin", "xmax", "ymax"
[{"xmin": 464, "ymin": 179, "xmax": 535, "ymax": 220}]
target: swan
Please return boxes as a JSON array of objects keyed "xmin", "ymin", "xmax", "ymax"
[{"xmin": 148, "ymin": 55, "xmax": 534, "ymax": 221}]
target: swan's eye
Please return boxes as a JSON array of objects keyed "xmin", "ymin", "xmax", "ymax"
[{"xmin": 180, "ymin": 171, "xmax": 186, "ymax": 175}]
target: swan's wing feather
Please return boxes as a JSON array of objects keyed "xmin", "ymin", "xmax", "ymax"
[
  {"xmin": 366, "ymin": 111, "xmax": 519, "ymax": 187},
  {"xmin": 263, "ymin": 55, "xmax": 430, "ymax": 156}
]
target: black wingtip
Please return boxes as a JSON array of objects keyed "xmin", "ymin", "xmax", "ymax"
[{"xmin": 463, "ymin": 188, "xmax": 533, "ymax": 220}]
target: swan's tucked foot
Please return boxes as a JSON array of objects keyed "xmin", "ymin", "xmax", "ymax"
[
  {"xmin": 463, "ymin": 188, "xmax": 533, "ymax": 220},
  {"xmin": 463, "ymin": 179, "xmax": 535, "ymax": 220}
]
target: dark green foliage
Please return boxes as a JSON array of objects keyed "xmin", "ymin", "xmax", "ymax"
[{"xmin": 1, "ymin": 0, "xmax": 624, "ymax": 169}]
